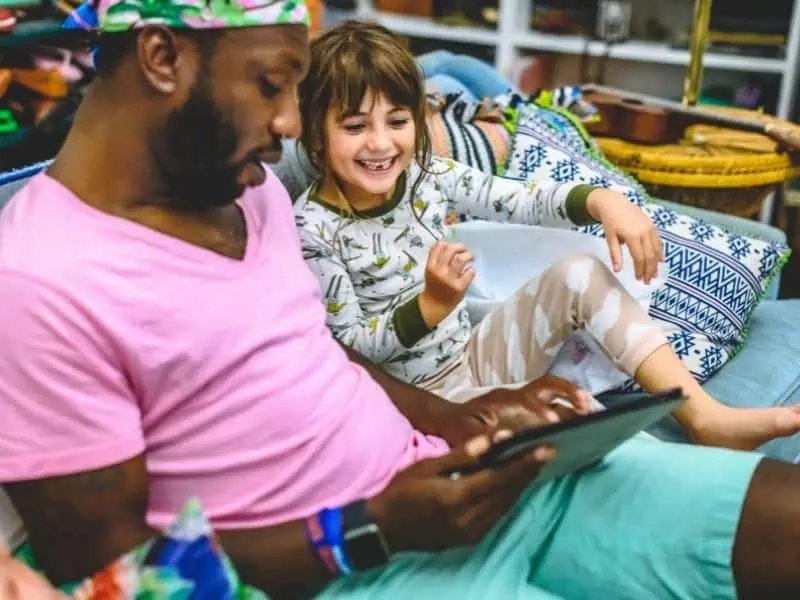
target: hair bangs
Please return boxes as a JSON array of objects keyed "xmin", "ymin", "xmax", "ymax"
[
  {"xmin": 331, "ymin": 46, "xmax": 421, "ymax": 120},
  {"xmin": 299, "ymin": 20, "xmax": 431, "ymax": 178}
]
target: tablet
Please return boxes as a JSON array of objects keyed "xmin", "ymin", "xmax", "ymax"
[{"xmin": 451, "ymin": 387, "xmax": 686, "ymax": 482}]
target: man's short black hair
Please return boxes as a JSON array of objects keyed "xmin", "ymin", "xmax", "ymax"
[
  {"xmin": 94, "ymin": 29, "xmax": 221, "ymax": 79},
  {"xmin": 94, "ymin": 31, "xmax": 137, "ymax": 77}
]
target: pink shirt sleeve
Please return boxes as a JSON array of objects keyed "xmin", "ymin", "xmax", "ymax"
[{"xmin": 0, "ymin": 271, "xmax": 144, "ymax": 482}]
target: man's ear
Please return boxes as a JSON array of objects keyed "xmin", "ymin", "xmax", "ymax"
[{"xmin": 136, "ymin": 24, "xmax": 195, "ymax": 95}]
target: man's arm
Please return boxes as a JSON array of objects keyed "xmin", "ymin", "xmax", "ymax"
[
  {"xmin": 0, "ymin": 273, "xmax": 338, "ymax": 597},
  {"xmin": 5, "ymin": 458, "xmax": 157, "ymax": 585},
  {"xmin": 341, "ymin": 342, "xmax": 592, "ymax": 445},
  {"xmin": 5, "ymin": 459, "xmax": 334, "ymax": 599},
  {"xmin": 339, "ymin": 342, "xmax": 454, "ymax": 436},
  {"xmin": 6, "ymin": 424, "xmax": 560, "ymax": 600}
]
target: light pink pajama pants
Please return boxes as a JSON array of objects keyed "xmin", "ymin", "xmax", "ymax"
[{"xmin": 426, "ymin": 253, "xmax": 668, "ymax": 402}]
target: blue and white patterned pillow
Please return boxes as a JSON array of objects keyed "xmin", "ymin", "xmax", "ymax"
[
  {"xmin": 504, "ymin": 101, "xmax": 790, "ymax": 383},
  {"xmin": 581, "ymin": 204, "xmax": 790, "ymax": 382},
  {"xmin": 504, "ymin": 100, "xmax": 648, "ymax": 207}
]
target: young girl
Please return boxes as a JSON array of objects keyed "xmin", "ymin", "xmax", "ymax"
[{"xmin": 294, "ymin": 20, "xmax": 800, "ymax": 451}]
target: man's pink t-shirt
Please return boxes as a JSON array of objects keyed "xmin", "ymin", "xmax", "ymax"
[{"xmin": 0, "ymin": 171, "xmax": 448, "ymax": 529}]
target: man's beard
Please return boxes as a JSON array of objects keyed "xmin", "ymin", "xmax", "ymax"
[{"xmin": 151, "ymin": 73, "xmax": 252, "ymax": 211}]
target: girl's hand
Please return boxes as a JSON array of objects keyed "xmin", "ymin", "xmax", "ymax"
[
  {"xmin": 419, "ymin": 241, "xmax": 476, "ymax": 328},
  {"xmin": 587, "ymin": 189, "xmax": 664, "ymax": 284}
]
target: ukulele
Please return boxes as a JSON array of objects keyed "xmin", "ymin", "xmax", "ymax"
[{"xmin": 580, "ymin": 83, "xmax": 800, "ymax": 155}]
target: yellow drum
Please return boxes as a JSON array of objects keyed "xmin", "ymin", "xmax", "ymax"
[{"xmin": 596, "ymin": 108, "xmax": 800, "ymax": 219}]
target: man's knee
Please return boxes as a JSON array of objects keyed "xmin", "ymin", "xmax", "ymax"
[{"xmin": 733, "ymin": 458, "xmax": 800, "ymax": 598}]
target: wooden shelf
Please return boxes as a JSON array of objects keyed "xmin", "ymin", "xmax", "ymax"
[{"xmin": 512, "ymin": 31, "xmax": 787, "ymax": 74}]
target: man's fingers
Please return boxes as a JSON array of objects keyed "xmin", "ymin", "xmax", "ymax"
[
  {"xmin": 575, "ymin": 389, "xmax": 594, "ymax": 414},
  {"xmin": 422, "ymin": 435, "xmax": 492, "ymax": 477},
  {"xmin": 550, "ymin": 403, "xmax": 582, "ymax": 422},
  {"xmin": 527, "ymin": 378, "xmax": 593, "ymax": 415},
  {"xmin": 458, "ymin": 443, "xmax": 555, "ymax": 501},
  {"xmin": 457, "ymin": 494, "xmax": 515, "ymax": 544},
  {"xmin": 550, "ymin": 387, "xmax": 593, "ymax": 415},
  {"xmin": 493, "ymin": 429, "xmax": 514, "ymax": 443},
  {"xmin": 525, "ymin": 399, "xmax": 559, "ymax": 423},
  {"xmin": 492, "ymin": 444, "xmax": 556, "ymax": 493},
  {"xmin": 456, "ymin": 457, "xmax": 547, "ymax": 536}
]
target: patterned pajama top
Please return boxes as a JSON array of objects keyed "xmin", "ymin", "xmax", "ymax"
[{"xmin": 294, "ymin": 157, "xmax": 598, "ymax": 386}]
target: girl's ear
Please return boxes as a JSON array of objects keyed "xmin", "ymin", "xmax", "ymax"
[{"xmin": 310, "ymin": 145, "xmax": 323, "ymax": 167}]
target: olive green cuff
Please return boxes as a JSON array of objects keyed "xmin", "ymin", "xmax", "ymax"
[
  {"xmin": 393, "ymin": 294, "xmax": 433, "ymax": 348},
  {"xmin": 565, "ymin": 184, "xmax": 600, "ymax": 226}
]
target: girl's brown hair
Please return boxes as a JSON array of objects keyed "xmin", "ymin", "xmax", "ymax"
[{"xmin": 298, "ymin": 20, "xmax": 431, "ymax": 178}]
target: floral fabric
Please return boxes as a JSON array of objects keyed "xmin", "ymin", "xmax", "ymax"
[{"xmin": 17, "ymin": 499, "xmax": 267, "ymax": 599}]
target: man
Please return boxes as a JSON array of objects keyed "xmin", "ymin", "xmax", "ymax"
[{"xmin": 0, "ymin": 2, "xmax": 799, "ymax": 599}]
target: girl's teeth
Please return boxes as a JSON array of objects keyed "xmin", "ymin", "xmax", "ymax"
[{"xmin": 360, "ymin": 159, "xmax": 393, "ymax": 171}]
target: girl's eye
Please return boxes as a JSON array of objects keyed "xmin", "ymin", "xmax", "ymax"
[
  {"xmin": 259, "ymin": 78, "xmax": 280, "ymax": 99},
  {"xmin": 390, "ymin": 118, "xmax": 410, "ymax": 128},
  {"xmin": 343, "ymin": 123, "xmax": 365, "ymax": 133}
]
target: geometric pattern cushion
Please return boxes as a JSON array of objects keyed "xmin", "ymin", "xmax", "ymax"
[
  {"xmin": 503, "ymin": 98, "xmax": 648, "ymax": 208},
  {"xmin": 581, "ymin": 203, "xmax": 791, "ymax": 383},
  {"xmin": 503, "ymin": 99, "xmax": 791, "ymax": 383}
]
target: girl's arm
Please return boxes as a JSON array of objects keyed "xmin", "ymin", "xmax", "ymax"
[
  {"xmin": 300, "ymin": 230, "xmax": 434, "ymax": 363},
  {"xmin": 435, "ymin": 158, "xmax": 599, "ymax": 228}
]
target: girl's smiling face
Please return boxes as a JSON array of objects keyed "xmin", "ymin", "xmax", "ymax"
[{"xmin": 322, "ymin": 89, "xmax": 416, "ymax": 208}]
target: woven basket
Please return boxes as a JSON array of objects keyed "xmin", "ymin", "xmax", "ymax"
[{"xmin": 595, "ymin": 108, "xmax": 800, "ymax": 218}]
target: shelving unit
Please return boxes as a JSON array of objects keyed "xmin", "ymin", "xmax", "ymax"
[
  {"xmin": 0, "ymin": 18, "xmax": 66, "ymax": 48},
  {"xmin": 355, "ymin": 0, "xmax": 800, "ymax": 120}
]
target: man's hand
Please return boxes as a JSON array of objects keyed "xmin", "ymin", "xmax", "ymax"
[
  {"xmin": 418, "ymin": 241, "xmax": 476, "ymax": 328},
  {"xmin": 586, "ymin": 188, "xmax": 663, "ymax": 285},
  {"xmin": 367, "ymin": 432, "xmax": 555, "ymax": 552},
  {"xmin": 432, "ymin": 375, "xmax": 594, "ymax": 447}
]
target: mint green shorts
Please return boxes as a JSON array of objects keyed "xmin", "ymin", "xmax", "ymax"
[{"xmin": 318, "ymin": 434, "xmax": 763, "ymax": 600}]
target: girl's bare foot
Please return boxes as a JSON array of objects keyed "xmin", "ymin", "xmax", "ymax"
[{"xmin": 688, "ymin": 404, "xmax": 800, "ymax": 452}]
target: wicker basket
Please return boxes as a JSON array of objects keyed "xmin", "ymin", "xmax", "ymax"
[{"xmin": 595, "ymin": 108, "xmax": 800, "ymax": 218}]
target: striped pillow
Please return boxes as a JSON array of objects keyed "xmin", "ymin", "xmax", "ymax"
[{"xmin": 427, "ymin": 93, "xmax": 510, "ymax": 175}]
